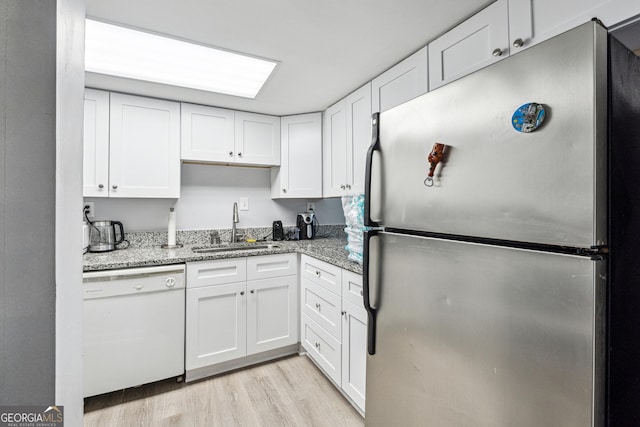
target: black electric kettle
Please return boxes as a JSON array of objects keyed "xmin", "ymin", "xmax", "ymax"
[{"xmin": 88, "ymin": 220, "xmax": 125, "ymax": 252}]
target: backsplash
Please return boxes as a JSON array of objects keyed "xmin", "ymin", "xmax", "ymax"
[
  {"xmin": 124, "ymin": 224, "xmax": 347, "ymax": 248},
  {"xmin": 86, "ymin": 163, "xmax": 346, "ymax": 232}
]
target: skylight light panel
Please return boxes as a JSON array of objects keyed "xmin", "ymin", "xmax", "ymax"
[{"xmin": 85, "ymin": 19, "xmax": 277, "ymax": 99}]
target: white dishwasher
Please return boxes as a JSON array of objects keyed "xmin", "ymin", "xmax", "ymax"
[{"xmin": 83, "ymin": 264, "xmax": 185, "ymax": 397}]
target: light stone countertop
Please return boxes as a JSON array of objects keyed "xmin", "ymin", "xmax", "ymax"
[{"xmin": 83, "ymin": 237, "xmax": 363, "ymax": 275}]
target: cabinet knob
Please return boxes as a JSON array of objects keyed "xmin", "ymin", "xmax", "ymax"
[
  {"xmin": 346, "ymin": 184, "xmax": 351, "ymax": 190},
  {"xmin": 282, "ymin": 188, "xmax": 287, "ymax": 193},
  {"xmin": 512, "ymin": 38, "xmax": 524, "ymax": 48},
  {"xmin": 315, "ymin": 303, "xmax": 321, "ymax": 310},
  {"xmin": 492, "ymin": 48, "xmax": 503, "ymax": 57},
  {"xmin": 238, "ymin": 152, "xmax": 242, "ymax": 157},
  {"xmin": 315, "ymin": 270, "xmax": 320, "ymax": 276},
  {"xmin": 240, "ymin": 291, "xmax": 245, "ymax": 296},
  {"xmin": 340, "ymin": 184, "xmax": 346, "ymax": 190},
  {"xmin": 341, "ymin": 310, "xmax": 347, "ymax": 316},
  {"xmin": 112, "ymin": 185, "xmax": 118, "ymax": 189},
  {"xmin": 250, "ymin": 289, "xmax": 255, "ymax": 294},
  {"xmin": 315, "ymin": 342, "xmax": 320, "ymax": 349},
  {"xmin": 229, "ymin": 151, "xmax": 233, "ymax": 157},
  {"xmin": 98, "ymin": 184, "xmax": 104, "ymax": 189}
]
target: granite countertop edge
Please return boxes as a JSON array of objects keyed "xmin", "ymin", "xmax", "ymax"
[{"xmin": 83, "ymin": 238, "xmax": 363, "ymax": 275}]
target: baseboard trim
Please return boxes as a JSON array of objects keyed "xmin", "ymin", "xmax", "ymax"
[{"xmin": 185, "ymin": 344, "xmax": 300, "ymax": 382}]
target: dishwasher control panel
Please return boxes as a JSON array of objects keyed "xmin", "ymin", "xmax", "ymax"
[{"xmin": 82, "ymin": 265, "xmax": 185, "ymax": 300}]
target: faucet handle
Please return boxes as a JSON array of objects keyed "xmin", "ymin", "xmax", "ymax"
[{"xmin": 210, "ymin": 230, "xmax": 221, "ymax": 245}]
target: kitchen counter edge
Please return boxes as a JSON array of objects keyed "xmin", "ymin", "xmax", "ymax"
[{"xmin": 83, "ymin": 238, "xmax": 363, "ymax": 275}]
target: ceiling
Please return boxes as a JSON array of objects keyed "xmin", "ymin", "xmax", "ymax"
[{"xmin": 85, "ymin": 0, "xmax": 494, "ymax": 116}]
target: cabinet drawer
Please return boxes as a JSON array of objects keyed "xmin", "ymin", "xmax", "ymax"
[
  {"xmin": 302, "ymin": 313, "xmax": 341, "ymax": 386},
  {"xmin": 302, "ymin": 278, "xmax": 342, "ymax": 340},
  {"xmin": 342, "ymin": 270, "xmax": 364, "ymax": 308},
  {"xmin": 246, "ymin": 253, "xmax": 296, "ymax": 280},
  {"xmin": 186, "ymin": 259, "xmax": 247, "ymax": 288},
  {"xmin": 301, "ymin": 255, "xmax": 341, "ymax": 295}
]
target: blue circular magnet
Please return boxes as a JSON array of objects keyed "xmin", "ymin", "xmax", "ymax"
[{"xmin": 512, "ymin": 103, "xmax": 546, "ymax": 133}]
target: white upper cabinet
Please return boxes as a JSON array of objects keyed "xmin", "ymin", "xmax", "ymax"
[
  {"xmin": 371, "ymin": 47, "xmax": 428, "ymax": 113},
  {"xmin": 83, "ymin": 90, "xmax": 181, "ymax": 198},
  {"xmin": 181, "ymin": 103, "xmax": 235, "ymax": 162},
  {"xmin": 181, "ymin": 106, "xmax": 280, "ymax": 166},
  {"xmin": 109, "ymin": 93, "xmax": 181, "ymax": 198},
  {"xmin": 323, "ymin": 100, "xmax": 348, "ymax": 197},
  {"xmin": 345, "ymin": 83, "xmax": 372, "ymax": 196},
  {"xmin": 509, "ymin": 0, "xmax": 640, "ymax": 52},
  {"xmin": 272, "ymin": 112, "xmax": 322, "ymax": 199},
  {"xmin": 234, "ymin": 111, "xmax": 281, "ymax": 166},
  {"xmin": 323, "ymin": 83, "xmax": 372, "ymax": 198},
  {"xmin": 83, "ymin": 89, "xmax": 110, "ymax": 198},
  {"xmin": 429, "ymin": 0, "xmax": 509, "ymax": 90}
]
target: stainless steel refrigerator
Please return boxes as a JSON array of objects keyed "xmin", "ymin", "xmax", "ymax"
[{"xmin": 363, "ymin": 21, "xmax": 640, "ymax": 427}]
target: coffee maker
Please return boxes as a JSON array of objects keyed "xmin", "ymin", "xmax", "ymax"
[{"xmin": 296, "ymin": 212, "xmax": 317, "ymax": 239}]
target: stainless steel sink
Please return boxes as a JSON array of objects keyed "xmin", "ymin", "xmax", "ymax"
[{"xmin": 192, "ymin": 244, "xmax": 280, "ymax": 254}]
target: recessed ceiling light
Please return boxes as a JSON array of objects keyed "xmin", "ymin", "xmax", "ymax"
[{"xmin": 85, "ymin": 19, "xmax": 278, "ymax": 99}]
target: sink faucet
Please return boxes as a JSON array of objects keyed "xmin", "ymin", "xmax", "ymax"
[{"xmin": 231, "ymin": 202, "xmax": 239, "ymax": 243}]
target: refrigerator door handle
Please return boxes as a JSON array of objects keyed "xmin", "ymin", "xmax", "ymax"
[
  {"xmin": 364, "ymin": 113, "xmax": 381, "ymax": 227},
  {"xmin": 363, "ymin": 229, "xmax": 378, "ymax": 355}
]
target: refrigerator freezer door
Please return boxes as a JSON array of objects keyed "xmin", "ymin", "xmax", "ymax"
[
  {"xmin": 365, "ymin": 232, "xmax": 605, "ymax": 427},
  {"xmin": 369, "ymin": 22, "xmax": 607, "ymax": 249}
]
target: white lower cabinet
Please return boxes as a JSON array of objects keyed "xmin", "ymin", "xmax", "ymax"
[
  {"xmin": 341, "ymin": 298, "xmax": 367, "ymax": 412},
  {"xmin": 302, "ymin": 312, "xmax": 342, "ymax": 385},
  {"xmin": 186, "ymin": 281, "xmax": 247, "ymax": 368},
  {"xmin": 300, "ymin": 255, "xmax": 366, "ymax": 413},
  {"xmin": 246, "ymin": 275, "xmax": 298, "ymax": 354},
  {"xmin": 186, "ymin": 254, "xmax": 297, "ymax": 379}
]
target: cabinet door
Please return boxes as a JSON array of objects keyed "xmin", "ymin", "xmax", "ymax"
[
  {"xmin": 345, "ymin": 83, "xmax": 372, "ymax": 195},
  {"xmin": 235, "ymin": 111, "xmax": 280, "ymax": 166},
  {"xmin": 322, "ymin": 100, "xmax": 348, "ymax": 197},
  {"xmin": 181, "ymin": 103, "xmax": 234, "ymax": 163},
  {"xmin": 341, "ymin": 298, "xmax": 367, "ymax": 413},
  {"xmin": 273, "ymin": 113, "xmax": 322, "ymax": 198},
  {"xmin": 371, "ymin": 46, "xmax": 428, "ymax": 113},
  {"xmin": 246, "ymin": 275, "xmax": 298, "ymax": 355},
  {"xmin": 186, "ymin": 283, "xmax": 247, "ymax": 369},
  {"xmin": 428, "ymin": 0, "xmax": 509, "ymax": 90},
  {"xmin": 509, "ymin": 0, "xmax": 640, "ymax": 52},
  {"xmin": 83, "ymin": 89, "xmax": 110, "ymax": 197},
  {"xmin": 109, "ymin": 93, "xmax": 181, "ymax": 198}
]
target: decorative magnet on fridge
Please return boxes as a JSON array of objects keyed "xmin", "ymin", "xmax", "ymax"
[
  {"xmin": 424, "ymin": 143, "xmax": 446, "ymax": 187},
  {"xmin": 512, "ymin": 102, "xmax": 546, "ymax": 133}
]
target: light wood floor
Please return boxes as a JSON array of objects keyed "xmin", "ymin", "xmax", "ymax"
[{"xmin": 84, "ymin": 355, "xmax": 365, "ymax": 427}]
